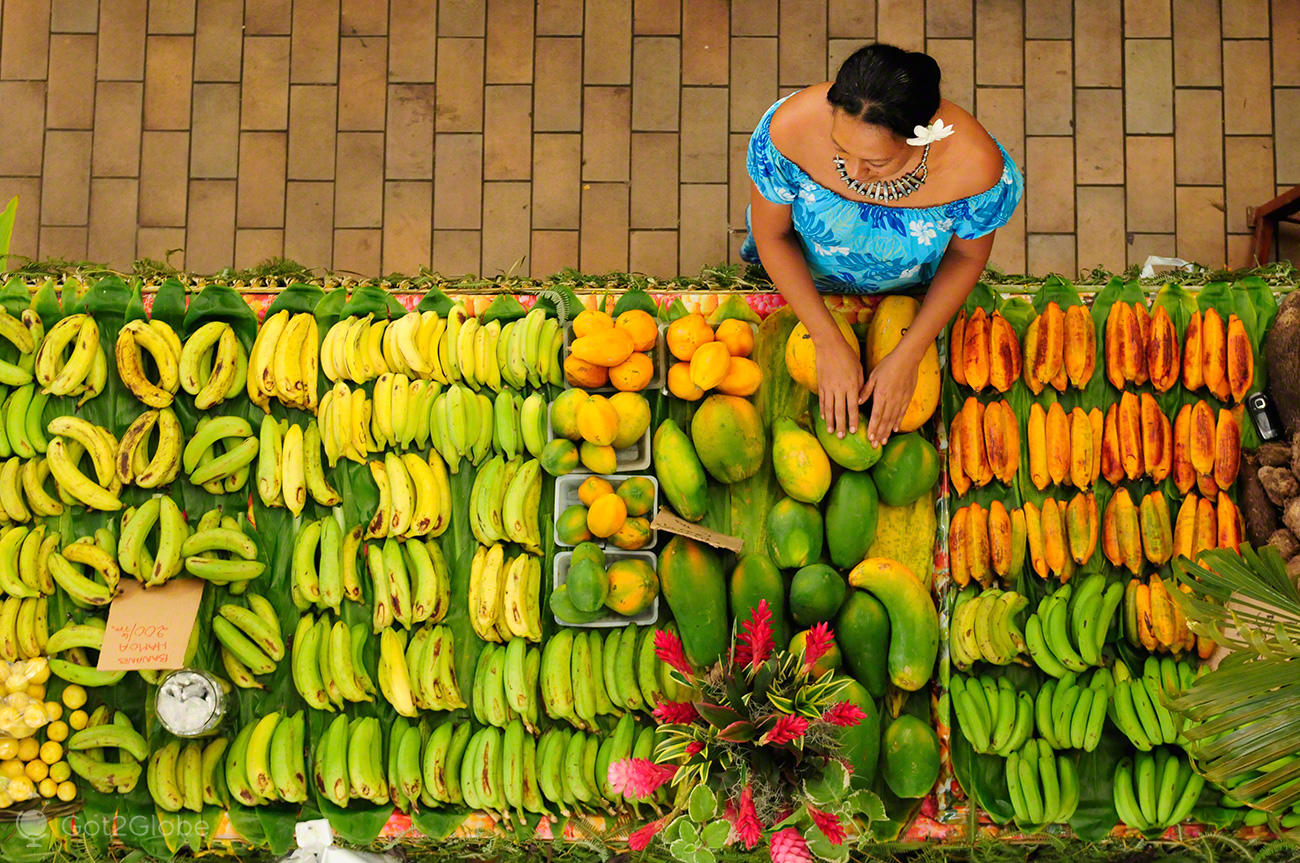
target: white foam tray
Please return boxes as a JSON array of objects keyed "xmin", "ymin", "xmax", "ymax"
[
  {"xmin": 552, "ymin": 473, "xmax": 659, "ymax": 549},
  {"xmin": 562, "ymin": 322, "xmax": 667, "ymax": 394},
  {"xmin": 552, "ymin": 549, "xmax": 659, "ymax": 628},
  {"xmin": 547, "ymin": 402, "xmax": 651, "ymax": 472}
]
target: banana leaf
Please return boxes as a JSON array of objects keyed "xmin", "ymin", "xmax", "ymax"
[
  {"xmin": 341, "ymin": 283, "xmax": 406, "ymax": 319},
  {"xmin": 313, "ymin": 285, "xmax": 348, "ymax": 331},
  {"xmin": 410, "ymin": 806, "xmax": 469, "ymax": 839},
  {"xmin": 150, "ymin": 277, "xmax": 188, "ymax": 329},
  {"xmin": 184, "ymin": 283, "xmax": 259, "ymax": 346},
  {"xmin": 481, "ymin": 293, "xmax": 527, "ymax": 324},
  {"xmin": 265, "ymin": 282, "xmax": 324, "ymax": 318},
  {"xmin": 314, "ymin": 795, "xmax": 392, "ymax": 847},
  {"xmin": 532, "ymin": 284, "xmax": 584, "ymax": 324},
  {"xmin": 613, "ymin": 285, "xmax": 658, "ymax": 318},
  {"xmin": 0, "ymin": 820, "xmax": 54, "ymax": 863},
  {"xmin": 417, "ymin": 285, "xmax": 454, "ymax": 316},
  {"xmin": 0, "ymin": 276, "xmax": 32, "ymax": 316},
  {"xmin": 30, "ymin": 277, "xmax": 61, "ymax": 328}
]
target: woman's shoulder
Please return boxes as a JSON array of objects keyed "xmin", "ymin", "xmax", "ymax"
[
  {"xmin": 931, "ymin": 100, "xmax": 1007, "ymax": 200},
  {"xmin": 768, "ymin": 84, "xmax": 833, "ymax": 158}
]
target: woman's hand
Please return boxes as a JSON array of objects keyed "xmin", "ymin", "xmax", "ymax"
[
  {"xmin": 815, "ymin": 331, "xmax": 867, "ymax": 438},
  {"xmin": 861, "ymin": 344, "xmax": 920, "ymax": 446}
]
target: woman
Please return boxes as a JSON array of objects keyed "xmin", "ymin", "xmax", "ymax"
[{"xmin": 744, "ymin": 43, "xmax": 1023, "ymax": 445}]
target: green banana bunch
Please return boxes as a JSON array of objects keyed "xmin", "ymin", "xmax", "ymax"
[
  {"xmin": 0, "ymin": 596, "xmax": 49, "ymax": 660},
  {"xmin": 48, "ymin": 538, "xmax": 120, "ymax": 607},
  {"xmin": 65, "ymin": 709, "xmax": 146, "ymax": 794},
  {"xmin": 949, "ymin": 587, "xmax": 1027, "ymax": 669},
  {"xmin": 1105, "ymin": 657, "xmax": 1190, "ymax": 749},
  {"xmin": 181, "ymin": 415, "xmax": 259, "ymax": 493},
  {"xmin": 214, "ymin": 593, "xmax": 283, "ymax": 687},
  {"xmin": 419, "ymin": 720, "xmax": 472, "ymax": 808},
  {"xmin": 518, "ymin": 392, "xmax": 549, "ymax": 459},
  {"xmin": 223, "ymin": 712, "xmax": 310, "ymax": 806},
  {"xmin": 538, "ymin": 625, "xmax": 658, "ymax": 730},
  {"xmin": 118, "ymin": 496, "xmax": 189, "ymax": 586},
  {"xmin": 179, "ymin": 320, "xmax": 246, "ymax": 409},
  {"xmin": 147, "ymin": 737, "xmax": 225, "ymax": 813},
  {"xmin": 290, "ymin": 612, "xmax": 376, "ymax": 710},
  {"xmin": 1029, "ymin": 668, "xmax": 1112, "ymax": 752},
  {"xmin": 46, "ymin": 417, "xmax": 122, "ymax": 511},
  {"xmin": 1023, "ymin": 575, "xmax": 1120, "ymax": 677},
  {"xmin": 1112, "ymin": 748, "xmax": 1204, "ymax": 832},
  {"xmin": 255, "ymin": 417, "xmax": 340, "ymax": 513},
  {"xmin": 1004, "ymin": 738, "xmax": 1079, "ymax": 828},
  {"xmin": 0, "ymin": 523, "xmax": 58, "ymax": 597},
  {"xmin": 35, "ymin": 313, "xmax": 106, "ymax": 403},
  {"xmin": 0, "ymin": 383, "xmax": 51, "ymax": 461},
  {"xmin": 181, "ymin": 508, "xmax": 266, "ymax": 587}
]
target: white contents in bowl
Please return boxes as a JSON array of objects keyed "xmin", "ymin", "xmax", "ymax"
[{"xmin": 156, "ymin": 670, "xmax": 223, "ymax": 736}]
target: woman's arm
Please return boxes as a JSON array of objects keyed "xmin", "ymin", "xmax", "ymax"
[
  {"xmin": 750, "ymin": 182, "xmax": 867, "ymax": 438},
  {"xmin": 861, "ymin": 231, "xmax": 995, "ymax": 443}
]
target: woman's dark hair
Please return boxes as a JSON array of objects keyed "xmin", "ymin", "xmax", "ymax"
[{"xmin": 827, "ymin": 44, "xmax": 941, "ymax": 139}]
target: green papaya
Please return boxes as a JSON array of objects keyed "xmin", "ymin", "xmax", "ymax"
[
  {"xmin": 846, "ymin": 558, "xmax": 938, "ymax": 692},
  {"xmin": 690, "ymin": 395, "xmax": 765, "ymax": 484},
  {"xmin": 825, "ymin": 470, "xmax": 879, "ymax": 569},
  {"xmin": 835, "ymin": 590, "xmax": 890, "ymax": 698},
  {"xmin": 550, "ymin": 585, "xmax": 605, "ymax": 624},
  {"xmin": 658, "ymin": 536, "xmax": 728, "ymax": 668},
  {"xmin": 652, "ymin": 419, "xmax": 708, "ymax": 522},
  {"xmin": 836, "ymin": 677, "xmax": 881, "ymax": 787},
  {"xmin": 729, "ymin": 554, "xmax": 788, "ymax": 647},
  {"xmin": 812, "ymin": 399, "xmax": 882, "ymax": 471},
  {"xmin": 870, "ymin": 431, "xmax": 939, "ymax": 507},
  {"xmin": 766, "ymin": 497, "xmax": 822, "ymax": 569},
  {"xmin": 881, "ymin": 714, "xmax": 940, "ymax": 798},
  {"xmin": 788, "ymin": 564, "xmax": 845, "ymax": 625}
]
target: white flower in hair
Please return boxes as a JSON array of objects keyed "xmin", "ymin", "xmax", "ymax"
[{"xmin": 907, "ymin": 118, "xmax": 954, "ymax": 146}]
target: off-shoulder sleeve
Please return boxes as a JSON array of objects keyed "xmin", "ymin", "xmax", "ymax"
[
  {"xmin": 746, "ymin": 100, "xmax": 799, "ymax": 206},
  {"xmin": 953, "ymin": 148, "xmax": 1025, "ymax": 240}
]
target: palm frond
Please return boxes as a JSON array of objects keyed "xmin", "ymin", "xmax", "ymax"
[{"xmin": 1170, "ymin": 547, "xmax": 1300, "ymax": 657}]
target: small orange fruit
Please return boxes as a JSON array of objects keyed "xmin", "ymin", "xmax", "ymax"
[
  {"xmin": 667, "ymin": 362, "xmax": 704, "ymax": 401},
  {"xmin": 609, "ymin": 351, "xmax": 653, "ymax": 391},
  {"xmin": 609, "ymin": 517, "xmax": 652, "ymax": 550},
  {"xmin": 578, "ymin": 476, "xmax": 614, "ymax": 505},
  {"xmin": 665, "ymin": 313, "xmax": 714, "ymax": 361},
  {"xmin": 714, "ymin": 319, "xmax": 755, "ymax": 358},
  {"xmin": 689, "ymin": 341, "xmax": 731, "ymax": 390},
  {"xmin": 577, "ymin": 395, "xmax": 620, "ymax": 446},
  {"xmin": 587, "ymin": 493, "xmax": 628, "ymax": 538},
  {"xmin": 564, "ymin": 354, "xmax": 609, "ymax": 389},
  {"xmin": 571, "ymin": 328, "xmax": 635, "ymax": 367},
  {"xmin": 717, "ymin": 356, "xmax": 763, "ymax": 396},
  {"xmin": 615, "ymin": 310, "xmax": 659, "ymax": 351},
  {"xmin": 616, "ymin": 476, "xmax": 656, "ymax": 516},
  {"xmin": 579, "ymin": 441, "xmax": 619, "ymax": 474},
  {"xmin": 573, "ymin": 309, "xmax": 614, "ymax": 338}
]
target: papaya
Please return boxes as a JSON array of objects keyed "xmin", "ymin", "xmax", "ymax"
[
  {"xmin": 835, "ymin": 677, "xmax": 881, "ymax": 786},
  {"xmin": 835, "ymin": 590, "xmax": 890, "ymax": 698},
  {"xmin": 658, "ymin": 536, "xmax": 728, "ymax": 668},
  {"xmin": 788, "ymin": 564, "xmax": 846, "ymax": 625},
  {"xmin": 825, "ymin": 470, "xmax": 878, "ymax": 569},
  {"xmin": 846, "ymin": 557, "xmax": 938, "ymax": 691},
  {"xmin": 881, "ymin": 713, "xmax": 940, "ymax": 798},
  {"xmin": 811, "ymin": 398, "xmax": 882, "ymax": 471},
  {"xmin": 789, "ymin": 629, "xmax": 841, "ymax": 676},
  {"xmin": 865, "ymin": 490, "xmax": 936, "ymax": 589},
  {"xmin": 729, "ymin": 554, "xmax": 788, "ymax": 647},
  {"xmin": 689, "ymin": 394, "xmax": 765, "ymax": 484},
  {"xmin": 605, "ymin": 558, "xmax": 658, "ymax": 616},
  {"xmin": 571, "ymin": 541, "xmax": 605, "ymax": 569},
  {"xmin": 785, "ymin": 310, "xmax": 857, "ymax": 391},
  {"xmin": 766, "ymin": 497, "xmax": 823, "ymax": 569},
  {"xmin": 772, "ymin": 417, "xmax": 832, "ymax": 503},
  {"xmin": 864, "ymin": 295, "xmax": 940, "ymax": 431},
  {"xmin": 566, "ymin": 558, "xmax": 609, "ymax": 612},
  {"xmin": 550, "ymin": 585, "xmax": 605, "ymax": 624},
  {"xmin": 539, "ymin": 438, "xmax": 579, "ymax": 476},
  {"xmin": 870, "ymin": 431, "xmax": 939, "ymax": 507},
  {"xmin": 652, "ymin": 418, "xmax": 708, "ymax": 521}
]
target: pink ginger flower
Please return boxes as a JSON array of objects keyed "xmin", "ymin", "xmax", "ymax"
[
  {"xmin": 734, "ymin": 599, "xmax": 776, "ymax": 670},
  {"xmin": 819, "ymin": 701, "xmax": 866, "ymax": 727},
  {"xmin": 734, "ymin": 784, "xmax": 763, "ymax": 850},
  {"xmin": 607, "ymin": 758, "xmax": 676, "ymax": 800},
  {"xmin": 769, "ymin": 828, "xmax": 813, "ymax": 863},
  {"xmin": 761, "ymin": 713, "xmax": 810, "ymax": 746},
  {"xmin": 628, "ymin": 817, "xmax": 667, "ymax": 851},
  {"xmin": 807, "ymin": 806, "xmax": 846, "ymax": 845},
  {"xmin": 801, "ymin": 623, "xmax": 836, "ymax": 672},
  {"xmin": 684, "ymin": 741, "xmax": 704, "ymax": 757},
  {"xmin": 652, "ymin": 700, "xmax": 699, "ymax": 725},
  {"xmin": 654, "ymin": 628, "xmax": 694, "ymax": 677}
]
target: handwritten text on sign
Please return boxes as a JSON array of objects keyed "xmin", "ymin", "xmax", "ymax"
[{"xmin": 98, "ymin": 579, "xmax": 204, "ymax": 671}]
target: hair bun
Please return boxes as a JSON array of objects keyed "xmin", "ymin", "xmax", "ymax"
[{"xmin": 827, "ymin": 43, "xmax": 943, "ymax": 139}]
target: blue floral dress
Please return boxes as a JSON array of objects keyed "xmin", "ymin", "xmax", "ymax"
[{"xmin": 742, "ymin": 95, "xmax": 1024, "ymax": 294}]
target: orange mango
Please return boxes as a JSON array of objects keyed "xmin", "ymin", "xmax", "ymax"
[
  {"xmin": 1063, "ymin": 303, "xmax": 1096, "ymax": 389},
  {"xmin": 962, "ymin": 306, "xmax": 990, "ymax": 392},
  {"xmin": 1226, "ymin": 313, "xmax": 1253, "ymax": 403},
  {"xmin": 1146, "ymin": 305, "xmax": 1180, "ymax": 392},
  {"xmin": 988, "ymin": 312, "xmax": 1021, "ymax": 393}
]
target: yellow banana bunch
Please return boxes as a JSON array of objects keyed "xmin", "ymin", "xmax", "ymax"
[
  {"xmin": 114, "ymin": 318, "xmax": 181, "ymax": 407},
  {"xmin": 45, "ymin": 417, "xmax": 122, "ymax": 511},
  {"xmin": 0, "ymin": 597, "xmax": 49, "ymax": 661},
  {"xmin": 179, "ymin": 321, "xmax": 247, "ymax": 410},
  {"xmin": 0, "ymin": 523, "xmax": 59, "ymax": 597},
  {"xmin": 0, "ymin": 310, "xmax": 43, "ymax": 390},
  {"xmin": 362, "ymin": 450, "xmax": 451, "ymax": 540},
  {"xmin": 247, "ymin": 310, "xmax": 318, "ymax": 413},
  {"xmin": 254, "ymin": 417, "xmax": 340, "ymax": 514},
  {"xmin": 34, "ymin": 314, "xmax": 106, "ymax": 404},
  {"xmin": 181, "ymin": 416, "xmax": 259, "ymax": 494},
  {"xmin": 115, "ymin": 408, "xmax": 183, "ymax": 489},
  {"xmin": 48, "ymin": 538, "xmax": 120, "ymax": 607}
]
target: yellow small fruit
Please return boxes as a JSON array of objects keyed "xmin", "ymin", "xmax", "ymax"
[
  {"xmin": 577, "ymin": 476, "xmax": 614, "ymax": 506},
  {"xmin": 37, "ymin": 777, "xmax": 56, "ymax": 799},
  {"xmin": 67, "ymin": 710, "xmax": 89, "ymax": 731},
  {"xmin": 6, "ymin": 677, "xmax": 26, "ymax": 695},
  {"xmin": 608, "ymin": 392, "xmax": 651, "ymax": 450},
  {"xmin": 689, "ymin": 341, "xmax": 732, "ymax": 391},
  {"xmin": 56, "ymin": 780, "xmax": 76, "ymax": 802},
  {"xmin": 667, "ymin": 361, "xmax": 704, "ymax": 401},
  {"xmin": 43, "ymin": 722, "xmax": 67, "ymax": 744},
  {"xmin": 24, "ymin": 760, "xmax": 47, "ymax": 783},
  {"xmin": 39, "ymin": 741, "xmax": 62, "ymax": 765},
  {"xmin": 48, "ymin": 761, "xmax": 70, "ymax": 783},
  {"xmin": 26, "ymin": 661, "xmax": 49, "ymax": 686},
  {"xmin": 23, "ymin": 703, "xmax": 47, "ymax": 728},
  {"xmin": 586, "ymin": 493, "xmax": 628, "ymax": 539},
  {"xmin": 0, "ymin": 790, "xmax": 12, "ymax": 808},
  {"xmin": 61, "ymin": 684, "xmax": 87, "ymax": 710},
  {"xmin": 0, "ymin": 760, "xmax": 24, "ymax": 780},
  {"xmin": 8, "ymin": 776, "xmax": 35, "ymax": 802},
  {"xmin": 0, "ymin": 738, "xmax": 17, "ymax": 760},
  {"xmin": 17, "ymin": 738, "xmax": 39, "ymax": 762},
  {"xmin": 44, "ymin": 701, "xmax": 62, "ymax": 721},
  {"xmin": 25, "ymin": 684, "xmax": 44, "ymax": 701}
]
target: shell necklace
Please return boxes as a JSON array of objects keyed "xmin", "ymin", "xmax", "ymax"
[{"xmin": 832, "ymin": 143, "xmax": 930, "ymax": 202}]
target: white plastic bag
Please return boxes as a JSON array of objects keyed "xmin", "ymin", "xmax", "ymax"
[
  {"xmin": 1139, "ymin": 255, "xmax": 1195, "ymax": 279},
  {"xmin": 281, "ymin": 820, "xmax": 397, "ymax": 863}
]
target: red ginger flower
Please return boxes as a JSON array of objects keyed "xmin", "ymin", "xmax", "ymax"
[
  {"xmin": 761, "ymin": 713, "xmax": 809, "ymax": 746},
  {"xmin": 684, "ymin": 741, "xmax": 704, "ymax": 757},
  {"xmin": 733, "ymin": 784, "xmax": 763, "ymax": 850},
  {"xmin": 820, "ymin": 700, "xmax": 866, "ymax": 727},
  {"xmin": 769, "ymin": 828, "xmax": 813, "ymax": 863},
  {"xmin": 608, "ymin": 758, "xmax": 676, "ymax": 800},
  {"xmin": 628, "ymin": 817, "xmax": 667, "ymax": 851},
  {"xmin": 801, "ymin": 623, "xmax": 835, "ymax": 671},
  {"xmin": 652, "ymin": 699, "xmax": 699, "ymax": 724},
  {"xmin": 807, "ymin": 806, "xmax": 846, "ymax": 845},
  {"xmin": 734, "ymin": 599, "xmax": 776, "ymax": 670},
  {"xmin": 654, "ymin": 628, "xmax": 693, "ymax": 677}
]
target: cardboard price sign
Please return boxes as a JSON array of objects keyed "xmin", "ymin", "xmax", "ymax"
[
  {"xmin": 97, "ymin": 579, "xmax": 204, "ymax": 671},
  {"xmin": 650, "ymin": 509, "xmax": 744, "ymax": 552}
]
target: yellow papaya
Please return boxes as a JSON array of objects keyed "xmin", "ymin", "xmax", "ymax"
[
  {"xmin": 865, "ymin": 295, "xmax": 940, "ymax": 431},
  {"xmin": 771, "ymin": 417, "xmax": 831, "ymax": 504},
  {"xmin": 846, "ymin": 557, "xmax": 938, "ymax": 692},
  {"xmin": 785, "ymin": 310, "xmax": 856, "ymax": 392}
]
